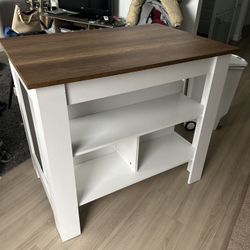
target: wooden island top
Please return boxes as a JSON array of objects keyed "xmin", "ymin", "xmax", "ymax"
[{"xmin": 0, "ymin": 24, "xmax": 238, "ymax": 89}]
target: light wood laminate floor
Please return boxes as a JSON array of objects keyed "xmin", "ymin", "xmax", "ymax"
[{"xmin": 0, "ymin": 36, "xmax": 250, "ymax": 249}]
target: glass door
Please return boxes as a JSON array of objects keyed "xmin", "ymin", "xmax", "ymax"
[{"xmin": 208, "ymin": 0, "xmax": 238, "ymax": 43}]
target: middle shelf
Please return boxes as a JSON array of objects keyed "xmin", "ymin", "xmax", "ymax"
[{"xmin": 70, "ymin": 93, "xmax": 203, "ymax": 156}]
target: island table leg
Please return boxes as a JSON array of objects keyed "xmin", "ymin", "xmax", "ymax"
[
  {"xmin": 188, "ymin": 55, "xmax": 230, "ymax": 184},
  {"xmin": 29, "ymin": 84, "xmax": 81, "ymax": 241}
]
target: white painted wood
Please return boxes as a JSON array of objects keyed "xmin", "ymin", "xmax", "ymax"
[
  {"xmin": 27, "ymin": 89, "xmax": 52, "ymax": 180},
  {"xmin": 116, "ymin": 137, "xmax": 140, "ymax": 172},
  {"xmin": 10, "ymin": 62, "xmax": 55, "ymax": 226},
  {"xmin": 74, "ymin": 128, "xmax": 174, "ymax": 166},
  {"xmin": 75, "ymin": 132, "xmax": 193, "ymax": 205},
  {"xmin": 9, "ymin": 43, "xmax": 232, "ymax": 241},
  {"xmin": 29, "ymin": 84, "xmax": 81, "ymax": 241},
  {"xmin": 9, "ymin": 62, "xmax": 40, "ymax": 178},
  {"xmin": 70, "ymin": 93, "xmax": 203, "ymax": 156},
  {"xmin": 188, "ymin": 55, "xmax": 231, "ymax": 184},
  {"xmin": 30, "ymin": 152, "xmax": 52, "ymax": 205},
  {"xmin": 140, "ymin": 127, "xmax": 175, "ymax": 142},
  {"xmin": 66, "ymin": 58, "xmax": 211, "ymax": 105},
  {"xmin": 68, "ymin": 81, "xmax": 183, "ymax": 119},
  {"xmin": 73, "ymin": 145, "xmax": 116, "ymax": 165}
]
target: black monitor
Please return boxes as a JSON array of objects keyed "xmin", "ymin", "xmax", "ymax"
[{"xmin": 58, "ymin": 0, "xmax": 116, "ymax": 18}]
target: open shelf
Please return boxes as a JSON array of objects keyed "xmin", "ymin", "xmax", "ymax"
[
  {"xmin": 75, "ymin": 132, "xmax": 193, "ymax": 206},
  {"xmin": 70, "ymin": 94, "xmax": 202, "ymax": 156}
]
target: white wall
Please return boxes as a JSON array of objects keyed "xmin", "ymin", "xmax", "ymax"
[{"xmin": 118, "ymin": 0, "xmax": 131, "ymax": 18}]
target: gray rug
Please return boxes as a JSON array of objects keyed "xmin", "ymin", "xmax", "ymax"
[{"xmin": 0, "ymin": 64, "xmax": 30, "ymax": 175}]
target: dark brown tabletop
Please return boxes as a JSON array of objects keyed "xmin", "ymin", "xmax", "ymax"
[{"xmin": 0, "ymin": 24, "xmax": 238, "ymax": 89}]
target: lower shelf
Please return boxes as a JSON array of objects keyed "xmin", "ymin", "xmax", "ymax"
[{"xmin": 75, "ymin": 132, "xmax": 194, "ymax": 206}]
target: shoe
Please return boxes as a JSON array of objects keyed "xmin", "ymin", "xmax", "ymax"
[{"xmin": 0, "ymin": 150, "xmax": 12, "ymax": 163}]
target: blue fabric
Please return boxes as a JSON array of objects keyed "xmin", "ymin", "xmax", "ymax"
[
  {"xmin": 3, "ymin": 27, "xmax": 46, "ymax": 37},
  {"xmin": 4, "ymin": 27, "xmax": 18, "ymax": 37}
]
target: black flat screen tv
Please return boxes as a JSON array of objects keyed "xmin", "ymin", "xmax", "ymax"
[{"xmin": 58, "ymin": 0, "xmax": 115, "ymax": 18}]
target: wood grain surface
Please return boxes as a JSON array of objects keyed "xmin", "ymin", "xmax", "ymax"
[{"xmin": 0, "ymin": 24, "xmax": 238, "ymax": 89}]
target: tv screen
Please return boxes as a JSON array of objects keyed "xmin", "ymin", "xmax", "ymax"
[{"xmin": 58, "ymin": 0, "xmax": 114, "ymax": 17}]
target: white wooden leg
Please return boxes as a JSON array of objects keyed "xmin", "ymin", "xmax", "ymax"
[
  {"xmin": 9, "ymin": 63, "xmax": 40, "ymax": 178},
  {"xmin": 188, "ymin": 55, "xmax": 231, "ymax": 184},
  {"xmin": 29, "ymin": 84, "xmax": 81, "ymax": 241},
  {"xmin": 116, "ymin": 137, "xmax": 139, "ymax": 172}
]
